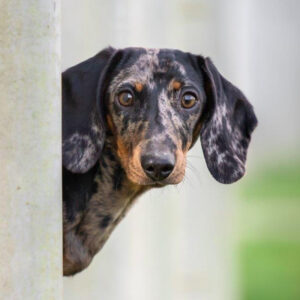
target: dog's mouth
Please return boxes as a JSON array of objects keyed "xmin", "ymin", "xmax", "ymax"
[{"xmin": 126, "ymin": 171, "xmax": 185, "ymax": 187}]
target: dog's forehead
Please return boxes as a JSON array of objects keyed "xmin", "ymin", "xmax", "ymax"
[
  {"xmin": 126, "ymin": 48, "xmax": 186, "ymax": 70},
  {"xmin": 134, "ymin": 48, "xmax": 185, "ymax": 72},
  {"xmin": 109, "ymin": 48, "xmax": 191, "ymax": 90}
]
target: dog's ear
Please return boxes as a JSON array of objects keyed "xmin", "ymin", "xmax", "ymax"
[
  {"xmin": 198, "ymin": 56, "xmax": 257, "ymax": 184},
  {"xmin": 62, "ymin": 47, "xmax": 117, "ymax": 173}
]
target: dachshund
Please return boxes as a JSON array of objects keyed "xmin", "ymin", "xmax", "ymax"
[{"xmin": 62, "ymin": 47, "xmax": 257, "ymax": 276}]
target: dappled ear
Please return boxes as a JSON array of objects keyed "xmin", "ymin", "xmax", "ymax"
[
  {"xmin": 62, "ymin": 47, "xmax": 116, "ymax": 173},
  {"xmin": 199, "ymin": 57, "xmax": 257, "ymax": 184}
]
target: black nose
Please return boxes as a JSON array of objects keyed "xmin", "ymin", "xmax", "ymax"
[{"xmin": 141, "ymin": 154, "xmax": 175, "ymax": 181}]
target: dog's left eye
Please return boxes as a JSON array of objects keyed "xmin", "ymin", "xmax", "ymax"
[
  {"xmin": 118, "ymin": 91, "xmax": 134, "ymax": 106},
  {"xmin": 181, "ymin": 92, "xmax": 197, "ymax": 109}
]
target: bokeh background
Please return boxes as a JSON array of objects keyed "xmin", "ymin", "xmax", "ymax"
[{"xmin": 62, "ymin": 0, "xmax": 300, "ymax": 299}]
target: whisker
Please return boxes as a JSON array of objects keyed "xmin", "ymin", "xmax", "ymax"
[{"xmin": 186, "ymin": 162, "xmax": 201, "ymax": 177}]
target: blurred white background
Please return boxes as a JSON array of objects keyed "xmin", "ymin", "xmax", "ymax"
[{"xmin": 62, "ymin": 1, "xmax": 300, "ymax": 299}]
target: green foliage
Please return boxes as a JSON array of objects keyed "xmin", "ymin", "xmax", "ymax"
[
  {"xmin": 239, "ymin": 161, "xmax": 300, "ymax": 201},
  {"xmin": 238, "ymin": 158, "xmax": 300, "ymax": 299},
  {"xmin": 240, "ymin": 242, "xmax": 300, "ymax": 300}
]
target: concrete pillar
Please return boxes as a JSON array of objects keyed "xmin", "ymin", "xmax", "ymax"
[{"xmin": 0, "ymin": 1, "xmax": 62, "ymax": 299}]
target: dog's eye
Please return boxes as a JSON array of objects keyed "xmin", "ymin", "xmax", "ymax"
[
  {"xmin": 181, "ymin": 92, "xmax": 197, "ymax": 109},
  {"xmin": 118, "ymin": 91, "xmax": 134, "ymax": 106}
]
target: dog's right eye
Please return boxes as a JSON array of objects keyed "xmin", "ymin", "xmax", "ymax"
[
  {"xmin": 181, "ymin": 92, "xmax": 197, "ymax": 109},
  {"xmin": 118, "ymin": 91, "xmax": 134, "ymax": 107}
]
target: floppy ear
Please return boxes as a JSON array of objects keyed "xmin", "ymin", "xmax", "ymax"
[
  {"xmin": 62, "ymin": 47, "xmax": 116, "ymax": 173},
  {"xmin": 199, "ymin": 57, "xmax": 257, "ymax": 184}
]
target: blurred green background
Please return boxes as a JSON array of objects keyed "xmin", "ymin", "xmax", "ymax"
[
  {"xmin": 237, "ymin": 157, "xmax": 300, "ymax": 300},
  {"xmin": 62, "ymin": 0, "xmax": 300, "ymax": 299}
]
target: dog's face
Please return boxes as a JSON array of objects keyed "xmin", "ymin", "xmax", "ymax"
[
  {"xmin": 63, "ymin": 47, "xmax": 257, "ymax": 185},
  {"xmin": 105, "ymin": 48, "xmax": 205, "ymax": 186}
]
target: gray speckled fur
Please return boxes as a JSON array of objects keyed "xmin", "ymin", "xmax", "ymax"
[{"xmin": 63, "ymin": 138, "xmax": 147, "ymax": 275}]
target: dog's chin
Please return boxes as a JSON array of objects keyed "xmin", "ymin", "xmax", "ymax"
[{"xmin": 126, "ymin": 171, "xmax": 185, "ymax": 188}]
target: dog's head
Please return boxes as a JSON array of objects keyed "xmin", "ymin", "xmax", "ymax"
[{"xmin": 63, "ymin": 47, "xmax": 257, "ymax": 186}]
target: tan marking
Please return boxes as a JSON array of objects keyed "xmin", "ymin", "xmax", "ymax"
[
  {"xmin": 172, "ymin": 147, "xmax": 186, "ymax": 183},
  {"xmin": 172, "ymin": 80, "xmax": 182, "ymax": 90},
  {"xmin": 135, "ymin": 82, "xmax": 143, "ymax": 92},
  {"xmin": 106, "ymin": 115, "xmax": 115, "ymax": 132},
  {"xmin": 118, "ymin": 142, "xmax": 153, "ymax": 185},
  {"xmin": 116, "ymin": 136, "xmax": 130, "ymax": 165}
]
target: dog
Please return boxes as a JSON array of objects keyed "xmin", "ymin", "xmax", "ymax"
[{"xmin": 62, "ymin": 47, "xmax": 257, "ymax": 276}]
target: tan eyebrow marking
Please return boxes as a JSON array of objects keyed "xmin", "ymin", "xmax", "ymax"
[
  {"xmin": 172, "ymin": 80, "xmax": 182, "ymax": 90},
  {"xmin": 106, "ymin": 114, "xmax": 115, "ymax": 132},
  {"xmin": 135, "ymin": 82, "xmax": 143, "ymax": 92}
]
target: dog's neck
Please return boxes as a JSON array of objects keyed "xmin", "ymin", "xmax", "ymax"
[
  {"xmin": 76, "ymin": 135, "xmax": 149, "ymax": 247},
  {"xmin": 63, "ymin": 135, "xmax": 149, "ymax": 275}
]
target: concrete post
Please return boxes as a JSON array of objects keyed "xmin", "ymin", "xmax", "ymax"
[{"xmin": 0, "ymin": 1, "xmax": 62, "ymax": 299}]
